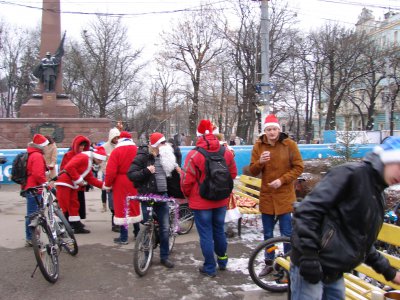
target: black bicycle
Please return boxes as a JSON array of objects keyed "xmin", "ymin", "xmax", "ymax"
[
  {"xmin": 248, "ymin": 236, "xmax": 291, "ymax": 292},
  {"xmin": 23, "ymin": 177, "xmax": 78, "ymax": 283},
  {"xmin": 129, "ymin": 196, "xmax": 177, "ymax": 277}
]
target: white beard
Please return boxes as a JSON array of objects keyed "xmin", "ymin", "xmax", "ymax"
[{"xmin": 159, "ymin": 144, "xmax": 177, "ymax": 177}]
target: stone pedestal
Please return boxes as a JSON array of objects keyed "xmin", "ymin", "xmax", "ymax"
[
  {"xmin": 0, "ymin": 118, "xmax": 111, "ymax": 149},
  {"xmin": 19, "ymin": 93, "xmax": 79, "ymax": 118}
]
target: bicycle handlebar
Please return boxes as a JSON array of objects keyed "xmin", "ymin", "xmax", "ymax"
[
  {"xmin": 127, "ymin": 195, "xmax": 177, "ymax": 204},
  {"xmin": 21, "ymin": 170, "xmax": 67, "ymax": 195}
]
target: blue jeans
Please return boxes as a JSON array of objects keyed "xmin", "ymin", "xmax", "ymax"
[
  {"xmin": 120, "ymin": 225, "xmax": 128, "ymax": 242},
  {"xmin": 193, "ymin": 206, "xmax": 227, "ymax": 274},
  {"xmin": 262, "ymin": 213, "xmax": 292, "ymax": 259},
  {"xmin": 290, "ymin": 264, "xmax": 345, "ymax": 300},
  {"xmin": 25, "ymin": 193, "xmax": 39, "ymax": 241},
  {"xmin": 141, "ymin": 202, "xmax": 170, "ymax": 261}
]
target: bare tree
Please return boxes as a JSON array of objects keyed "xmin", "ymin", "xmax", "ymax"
[
  {"xmin": 384, "ymin": 49, "xmax": 400, "ymax": 136},
  {"xmin": 159, "ymin": 6, "xmax": 225, "ymax": 138},
  {"xmin": 310, "ymin": 24, "xmax": 368, "ymax": 130},
  {"xmin": 222, "ymin": 0, "xmax": 258, "ymax": 143},
  {"xmin": 0, "ymin": 23, "xmax": 39, "ymax": 117},
  {"xmin": 63, "ymin": 16, "xmax": 143, "ymax": 118}
]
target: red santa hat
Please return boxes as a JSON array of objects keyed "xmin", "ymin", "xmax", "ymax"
[
  {"xmin": 119, "ymin": 131, "xmax": 131, "ymax": 139},
  {"xmin": 93, "ymin": 146, "xmax": 107, "ymax": 161},
  {"xmin": 150, "ymin": 132, "xmax": 166, "ymax": 148},
  {"xmin": 263, "ymin": 114, "xmax": 281, "ymax": 131},
  {"xmin": 197, "ymin": 119, "xmax": 213, "ymax": 136},
  {"xmin": 32, "ymin": 134, "xmax": 49, "ymax": 147},
  {"xmin": 119, "ymin": 131, "xmax": 131, "ymax": 140}
]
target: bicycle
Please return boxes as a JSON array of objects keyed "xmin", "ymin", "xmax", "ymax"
[
  {"xmin": 172, "ymin": 202, "xmax": 194, "ymax": 235},
  {"xmin": 129, "ymin": 195, "xmax": 178, "ymax": 277},
  {"xmin": 23, "ymin": 176, "xmax": 78, "ymax": 283},
  {"xmin": 248, "ymin": 236, "xmax": 291, "ymax": 293}
]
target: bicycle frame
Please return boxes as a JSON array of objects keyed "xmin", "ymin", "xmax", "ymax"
[{"xmin": 129, "ymin": 195, "xmax": 178, "ymax": 277}]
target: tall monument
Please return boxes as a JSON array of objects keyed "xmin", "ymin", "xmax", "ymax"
[
  {"xmin": 0, "ymin": 0, "xmax": 111, "ymax": 149},
  {"xmin": 19, "ymin": 0, "xmax": 78, "ymax": 118}
]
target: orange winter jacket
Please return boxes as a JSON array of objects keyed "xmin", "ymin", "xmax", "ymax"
[{"xmin": 249, "ymin": 133, "xmax": 304, "ymax": 215}]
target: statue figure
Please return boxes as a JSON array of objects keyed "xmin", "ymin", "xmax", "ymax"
[{"xmin": 33, "ymin": 32, "xmax": 66, "ymax": 93}]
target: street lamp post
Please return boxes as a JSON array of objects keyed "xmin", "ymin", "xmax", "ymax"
[{"xmin": 252, "ymin": 0, "xmax": 272, "ymax": 132}]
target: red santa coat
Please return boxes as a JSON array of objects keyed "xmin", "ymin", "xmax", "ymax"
[
  {"xmin": 55, "ymin": 152, "xmax": 103, "ymax": 220},
  {"xmin": 25, "ymin": 147, "xmax": 47, "ymax": 189},
  {"xmin": 104, "ymin": 139, "xmax": 142, "ymax": 225}
]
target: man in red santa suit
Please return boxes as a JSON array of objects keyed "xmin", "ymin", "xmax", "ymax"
[
  {"xmin": 60, "ymin": 135, "xmax": 91, "ymax": 222},
  {"xmin": 104, "ymin": 131, "xmax": 142, "ymax": 245},
  {"xmin": 56, "ymin": 146, "xmax": 106, "ymax": 234}
]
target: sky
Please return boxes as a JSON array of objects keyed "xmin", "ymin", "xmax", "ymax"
[{"xmin": 0, "ymin": 0, "xmax": 399, "ymax": 62}]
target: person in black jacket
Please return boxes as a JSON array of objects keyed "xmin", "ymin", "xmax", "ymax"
[
  {"xmin": 290, "ymin": 136, "xmax": 400, "ymax": 300},
  {"xmin": 127, "ymin": 132, "xmax": 182, "ymax": 269}
]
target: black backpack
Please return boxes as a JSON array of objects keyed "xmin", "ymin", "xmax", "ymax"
[
  {"xmin": 10, "ymin": 152, "xmax": 29, "ymax": 185},
  {"xmin": 196, "ymin": 147, "xmax": 233, "ymax": 201}
]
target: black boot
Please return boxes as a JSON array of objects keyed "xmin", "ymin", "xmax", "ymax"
[
  {"xmin": 111, "ymin": 211, "xmax": 120, "ymax": 232},
  {"xmin": 70, "ymin": 221, "xmax": 90, "ymax": 234},
  {"xmin": 259, "ymin": 259, "xmax": 273, "ymax": 277}
]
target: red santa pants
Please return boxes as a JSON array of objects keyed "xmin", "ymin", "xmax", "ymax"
[{"xmin": 57, "ymin": 185, "xmax": 81, "ymax": 221}]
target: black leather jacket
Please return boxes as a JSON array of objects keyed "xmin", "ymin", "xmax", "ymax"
[
  {"xmin": 127, "ymin": 145, "xmax": 158, "ymax": 195},
  {"xmin": 291, "ymin": 152, "xmax": 396, "ymax": 281},
  {"xmin": 127, "ymin": 145, "xmax": 183, "ymax": 198}
]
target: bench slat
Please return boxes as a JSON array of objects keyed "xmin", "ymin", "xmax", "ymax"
[
  {"xmin": 238, "ymin": 207, "xmax": 260, "ymax": 214},
  {"xmin": 234, "ymin": 184, "xmax": 260, "ymax": 197},
  {"xmin": 239, "ymin": 175, "xmax": 262, "ymax": 187},
  {"xmin": 344, "ymin": 273, "xmax": 385, "ymax": 295},
  {"xmin": 344, "ymin": 280, "xmax": 370, "ymax": 299},
  {"xmin": 344, "ymin": 288, "xmax": 369, "ymax": 300},
  {"xmin": 354, "ymin": 264, "xmax": 400, "ymax": 290},
  {"xmin": 377, "ymin": 223, "xmax": 400, "ymax": 247},
  {"xmin": 379, "ymin": 250, "xmax": 400, "ymax": 269},
  {"xmin": 275, "ymin": 257, "xmax": 290, "ymax": 270}
]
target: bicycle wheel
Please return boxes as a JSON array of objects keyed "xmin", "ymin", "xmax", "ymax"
[
  {"xmin": 133, "ymin": 225, "xmax": 154, "ymax": 277},
  {"xmin": 54, "ymin": 209, "xmax": 78, "ymax": 256},
  {"xmin": 168, "ymin": 218, "xmax": 176, "ymax": 253},
  {"xmin": 248, "ymin": 236, "xmax": 291, "ymax": 292},
  {"xmin": 177, "ymin": 204, "xmax": 194, "ymax": 235},
  {"xmin": 30, "ymin": 218, "xmax": 59, "ymax": 283}
]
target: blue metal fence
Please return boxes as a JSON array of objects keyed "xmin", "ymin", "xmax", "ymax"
[{"xmin": 0, "ymin": 144, "xmax": 376, "ymax": 184}]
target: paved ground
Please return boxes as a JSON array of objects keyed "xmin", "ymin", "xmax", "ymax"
[{"xmin": 0, "ymin": 184, "xmax": 287, "ymax": 300}]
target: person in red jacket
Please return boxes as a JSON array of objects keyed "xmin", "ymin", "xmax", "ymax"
[
  {"xmin": 104, "ymin": 131, "xmax": 141, "ymax": 245},
  {"xmin": 60, "ymin": 135, "xmax": 91, "ymax": 221},
  {"xmin": 181, "ymin": 119, "xmax": 237, "ymax": 277},
  {"xmin": 24, "ymin": 134, "xmax": 49, "ymax": 247},
  {"xmin": 56, "ymin": 146, "xmax": 106, "ymax": 233}
]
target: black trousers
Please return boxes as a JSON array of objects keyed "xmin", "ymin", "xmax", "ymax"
[{"xmin": 78, "ymin": 190, "xmax": 86, "ymax": 219}]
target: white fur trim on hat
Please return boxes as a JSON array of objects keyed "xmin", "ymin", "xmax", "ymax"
[
  {"xmin": 374, "ymin": 145, "xmax": 400, "ymax": 164},
  {"xmin": 93, "ymin": 152, "xmax": 107, "ymax": 161},
  {"xmin": 196, "ymin": 130, "xmax": 210, "ymax": 137},
  {"xmin": 151, "ymin": 136, "xmax": 166, "ymax": 147},
  {"xmin": 39, "ymin": 139, "xmax": 49, "ymax": 147},
  {"xmin": 379, "ymin": 150, "xmax": 400, "ymax": 164},
  {"xmin": 263, "ymin": 122, "xmax": 281, "ymax": 131}
]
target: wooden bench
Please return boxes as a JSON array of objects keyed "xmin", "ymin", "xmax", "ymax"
[
  {"xmin": 275, "ymin": 222, "xmax": 400, "ymax": 299},
  {"xmin": 233, "ymin": 175, "xmax": 261, "ymax": 237}
]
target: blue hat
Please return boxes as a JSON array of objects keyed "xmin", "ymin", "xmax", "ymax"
[{"xmin": 373, "ymin": 136, "xmax": 400, "ymax": 164}]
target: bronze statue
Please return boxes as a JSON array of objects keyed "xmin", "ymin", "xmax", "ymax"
[{"xmin": 33, "ymin": 32, "xmax": 66, "ymax": 93}]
